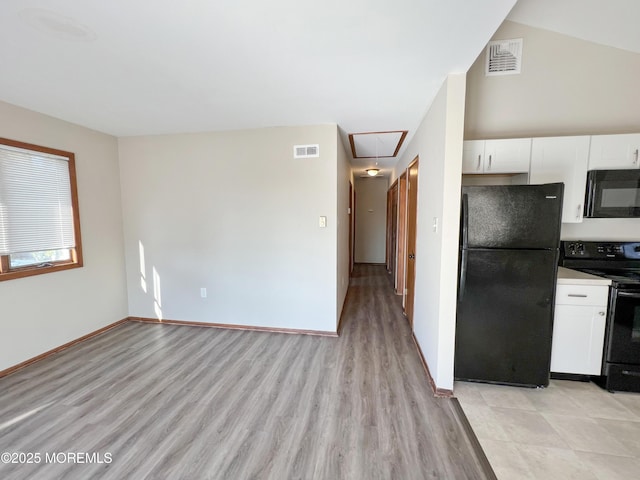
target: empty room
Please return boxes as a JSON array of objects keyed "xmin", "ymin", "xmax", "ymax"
[{"xmin": 2, "ymin": 1, "xmax": 640, "ymax": 479}]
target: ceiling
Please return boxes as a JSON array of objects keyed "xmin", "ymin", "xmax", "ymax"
[
  {"xmin": 5, "ymin": 1, "xmax": 635, "ymax": 178},
  {"xmin": 507, "ymin": 0, "xmax": 640, "ymax": 55},
  {"xmin": 0, "ymin": 0, "xmax": 519, "ymax": 176}
]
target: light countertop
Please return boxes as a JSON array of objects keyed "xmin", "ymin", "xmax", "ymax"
[{"xmin": 557, "ymin": 266, "xmax": 612, "ymax": 286}]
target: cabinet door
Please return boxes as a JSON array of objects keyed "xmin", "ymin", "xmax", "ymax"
[
  {"xmin": 529, "ymin": 136, "xmax": 590, "ymax": 223},
  {"xmin": 551, "ymin": 304, "xmax": 607, "ymax": 375},
  {"xmin": 484, "ymin": 138, "xmax": 531, "ymax": 174},
  {"xmin": 589, "ymin": 134, "xmax": 640, "ymax": 170},
  {"xmin": 457, "ymin": 249, "xmax": 557, "ymax": 386},
  {"xmin": 556, "ymin": 284, "xmax": 609, "ymax": 306},
  {"xmin": 462, "ymin": 140, "xmax": 484, "ymax": 174}
]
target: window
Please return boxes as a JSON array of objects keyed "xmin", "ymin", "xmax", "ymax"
[{"xmin": 0, "ymin": 137, "xmax": 82, "ymax": 281}]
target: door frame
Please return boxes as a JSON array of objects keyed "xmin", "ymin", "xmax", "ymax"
[
  {"xmin": 349, "ymin": 181, "xmax": 354, "ymax": 274},
  {"xmin": 386, "ymin": 179, "xmax": 399, "ymax": 280},
  {"xmin": 405, "ymin": 156, "xmax": 419, "ymax": 328},
  {"xmin": 396, "ymin": 171, "xmax": 408, "ymax": 296},
  {"xmin": 386, "ymin": 185, "xmax": 393, "ymax": 272}
]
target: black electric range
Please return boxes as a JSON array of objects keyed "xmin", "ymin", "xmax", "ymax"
[
  {"xmin": 577, "ymin": 269, "xmax": 640, "ymax": 289},
  {"xmin": 561, "ymin": 241, "xmax": 640, "ymax": 393}
]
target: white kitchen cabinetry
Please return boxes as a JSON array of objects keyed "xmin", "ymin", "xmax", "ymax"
[
  {"xmin": 462, "ymin": 138, "xmax": 531, "ymax": 174},
  {"xmin": 588, "ymin": 134, "xmax": 640, "ymax": 170},
  {"xmin": 529, "ymin": 136, "xmax": 590, "ymax": 223},
  {"xmin": 551, "ymin": 284, "xmax": 609, "ymax": 376}
]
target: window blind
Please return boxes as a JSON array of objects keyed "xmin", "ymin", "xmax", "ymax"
[{"xmin": 0, "ymin": 144, "xmax": 75, "ymax": 256}]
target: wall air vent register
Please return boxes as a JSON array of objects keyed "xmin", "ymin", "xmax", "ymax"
[
  {"xmin": 485, "ymin": 38, "xmax": 523, "ymax": 76},
  {"xmin": 293, "ymin": 144, "xmax": 320, "ymax": 159}
]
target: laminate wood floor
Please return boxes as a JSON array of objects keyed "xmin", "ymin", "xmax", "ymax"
[{"xmin": 0, "ymin": 264, "xmax": 490, "ymax": 479}]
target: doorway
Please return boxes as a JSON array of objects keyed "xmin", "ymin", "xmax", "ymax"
[{"xmin": 354, "ymin": 177, "xmax": 388, "ymax": 264}]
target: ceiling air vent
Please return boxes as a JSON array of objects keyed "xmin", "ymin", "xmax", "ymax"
[
  {"xmin": 485, "ymin": 38, "xmax": 523, "ymax": 76},
  {"xmin": 293, "ymin": 144, "xmax": 320, "ymax": 159}
]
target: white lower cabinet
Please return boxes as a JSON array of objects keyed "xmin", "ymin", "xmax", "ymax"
[{"xmin": 550, "ymin": 285, "xmax": 608, "ymax": 376}]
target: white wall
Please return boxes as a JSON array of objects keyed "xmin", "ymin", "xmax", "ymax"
[
  {"xmin": 465, "ymin": 20, "xmax": 640, "ymax": 241},
  {"xmin": 118, "ymin": 125, "xmax": 340, "ymax": 333},
  {"xmin": 465, "ymin": 21, "xmax": 640, "ymax": 139},
  {"xmin": 562, "ymin": 219, "xmax": 640, "ymax": 241},
  {"xmin": 354, "ymin": 178, "xmax": 387, "ymax": 263},
  {"xmin": 392, "ymin": 74, "xmax": 466, "ymax": 391},
  {"xmin": 0, "ymin": 101, "xmax": 128, "ymax": 371},
  {"xmin": 336, "ymin": 134, "xmax": 351, "ymax": 322}
]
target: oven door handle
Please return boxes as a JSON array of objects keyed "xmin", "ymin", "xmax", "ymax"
[{"xmin": 617, "ymin": 291, "xmax": 640, "ymax": 299}]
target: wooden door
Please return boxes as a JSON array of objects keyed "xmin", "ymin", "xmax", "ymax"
[
  {"xmin": 405, "ymin": 158, "xmax": 419, "ymax": 327},
  {"xmin": 387, "ymin": 181, "xmax": 398, "ymax": 280},
  {"xmin": 396, "ymin": 172, "xmax": 408, "ymax": 296},
  {"xmin": 386, "ymin": 187, "xmax": 392, "ymax": 271},
  {"xmin": 390, "ymin": 183, "xmax": 398, "ymax": 280}
]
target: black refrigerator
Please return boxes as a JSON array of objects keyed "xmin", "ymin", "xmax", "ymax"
[{"xmin": 455, "ymin": 183, "xmax": 564, "ymax": 387}]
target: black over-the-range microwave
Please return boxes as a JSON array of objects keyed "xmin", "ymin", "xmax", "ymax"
[{"xmin": 584, "ymin": 169, "xmax": 640, "ymax": 218}]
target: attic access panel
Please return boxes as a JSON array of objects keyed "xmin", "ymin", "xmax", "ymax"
[{"xmin": 349, "ymin": 131, "xmax": 408, "ymax": 159}]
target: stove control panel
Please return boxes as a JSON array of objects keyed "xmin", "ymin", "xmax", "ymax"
[
  {"xmin": 596, "ymin": 244, "xmax": 624, "ymax": 255},
  {"xmin": 566, "ymin": 242, "xmax": 586, "ymax": 256},
  {"xmin": 563, "ymin": 241, "xmax": 640, "ymax": 259}
]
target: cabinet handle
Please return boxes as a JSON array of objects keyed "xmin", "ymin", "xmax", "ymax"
[
  {"xmin": 599, "ymin": 311, "xmax": 605, "ymax": 316},
  {"xmin": 477, "ymin": 154, "xmax": 481, "ymax": 170},
  {"xmin": 576, "ymin": 204, "xmax": 581, "ymax": 220},
  {"xmin": 488, "ymin": 154, "xmax": 492, "ymax": 170},
  {"xmin": 567, "ymin": 294, "xmax": 588, "ymax": 298},
  {"xmin": 634, "ymin": 148, "xmax": 639, "ymax": 165}
]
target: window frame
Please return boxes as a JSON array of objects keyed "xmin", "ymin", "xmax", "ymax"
[{"xmin": 0, "ymin": 137, "xmax": 83, "ymax": 281}]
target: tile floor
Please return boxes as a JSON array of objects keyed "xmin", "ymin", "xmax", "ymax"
[{"xmin": 455, "ymin": 379, "xmax": 640, "ymax": 480}]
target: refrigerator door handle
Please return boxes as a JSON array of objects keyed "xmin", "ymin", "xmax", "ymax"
[
  {"xmin": 459, "ymin": 248, "xmax": 468, "ymax": 300},
  {"xmin": 458, "ymin": 193, "xmax": 469, "ymax": 299},
  {"xmin": 461, "ymin": 193, "xmax": 469, "ymax": 248}
]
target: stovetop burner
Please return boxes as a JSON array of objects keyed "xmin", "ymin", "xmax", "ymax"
[
  {"xmin": 578, "ymin": 269, "xmax": 640, "ymax": 287},
  {"xmin": 561, "ymin": 241, "xmax": 640, "ymax": 289}
]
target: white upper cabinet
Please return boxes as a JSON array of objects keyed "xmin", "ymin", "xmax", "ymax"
[
  {"xmin": 529, "ymin": 136, "xmax": 591, "ymax": 223},
  {"xmin": 462, "ymin": 140, "xmax": 485, "ymax": 174},
  {"xmin": 588, "ymin": 134, "xmax": 640, "ymax": 170},
  {"xmin": 462, "ymin": 138, "xmax": 531, "ymax": 174}
]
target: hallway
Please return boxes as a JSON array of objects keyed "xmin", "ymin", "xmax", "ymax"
[{"xmin": 0, "ymin": 265, "xmax": 491, "ymax": 479}]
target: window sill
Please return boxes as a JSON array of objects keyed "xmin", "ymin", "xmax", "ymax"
[{"xmin": 0, "ymin": 261, "xmax": 83, "ymax": 282}]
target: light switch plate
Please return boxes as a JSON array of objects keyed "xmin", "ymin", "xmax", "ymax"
[{"xmin": 319, "ymin": 216, "xmax": 327, "ymax": 228}]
